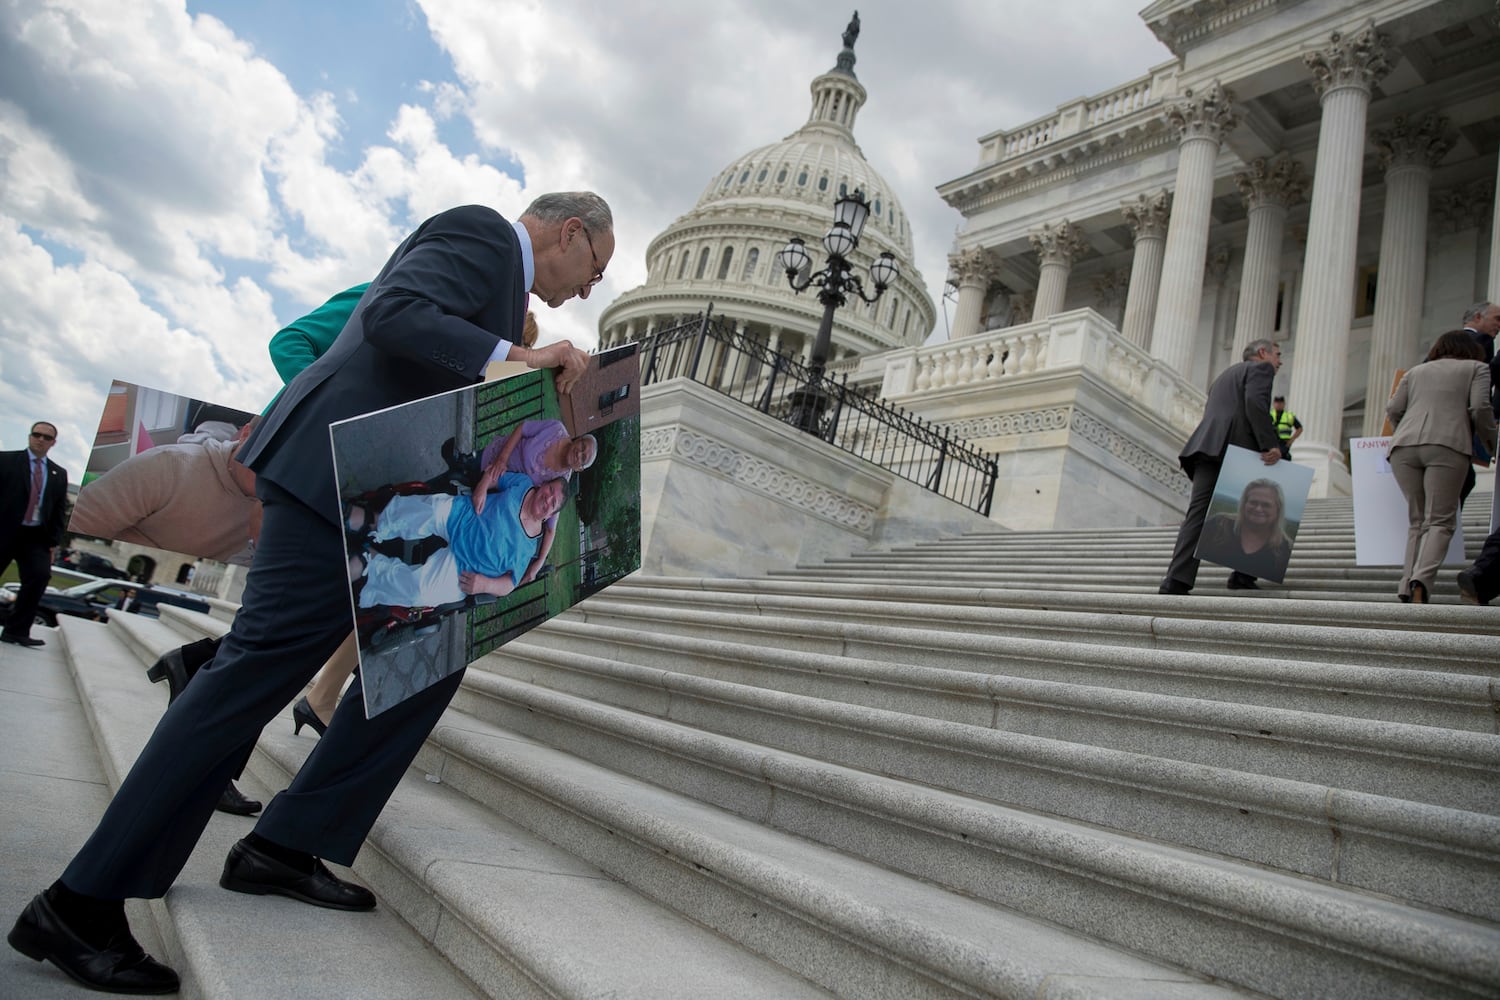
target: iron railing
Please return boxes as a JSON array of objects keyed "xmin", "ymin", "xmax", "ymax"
[{"xmin": 639, "ymin": 309, "xmax": 998, "ymax": 516}]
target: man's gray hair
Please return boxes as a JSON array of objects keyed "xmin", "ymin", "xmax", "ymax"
[
  {"xmin": 521, "ymin": 192, "xmax": 613, "ymax": 233},
  {"xmin": 1243, "ymin": 338, "xmax": 1275, "ymax": 361},
  {"xmin": 1462, "ymin": 301, "xmax": 1495, "ymax": 326}
]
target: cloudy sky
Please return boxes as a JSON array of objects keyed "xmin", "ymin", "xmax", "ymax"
[{"xmin": 0, "ymin": 0, "xmax": 1172, "ymax": 477}]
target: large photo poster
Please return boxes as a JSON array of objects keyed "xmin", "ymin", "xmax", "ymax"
[
  {"xmin": 1193, "ymin": 444, "xmax": 1315, "ymax": 584},
  {"xmin": 69, "ymin": 380, "xmax": 262, "ymax": 566},
  {"xmin": 332, "ymin": 346, "xmax": 641, "ymax": 718}
]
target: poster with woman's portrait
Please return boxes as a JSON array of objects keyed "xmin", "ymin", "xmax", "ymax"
[
  {"xmin": 330, "ymin": 346, "xmax": 641, "ymax": 718},
  {"xmin": 1194, "ymin": 445, "xmax": 1315, "ymax": 584}
]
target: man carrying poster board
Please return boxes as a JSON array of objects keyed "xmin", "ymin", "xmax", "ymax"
[
  {"xmin": 1159, "ymin": 339, "xmax": 1283, "ymax": 596},
  {"xmin": 10, "ymin": 193, "xmax": 614, "ymax": 995}
]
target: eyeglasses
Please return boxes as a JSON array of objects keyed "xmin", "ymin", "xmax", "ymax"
[
  {"xmin": 580, "ymin": 226, "xmax": 605, "ymax": 286},
  {"xmin": 30, "ymin": 431, "xmax": 55, "ymax": 442}
]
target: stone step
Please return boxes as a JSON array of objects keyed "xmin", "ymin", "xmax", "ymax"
[
  {"xmin": 764, "ymin": 567, "xmax": 1472, "ymax": 602},
  {"xmin": 466, "ymin": 639, "xmax": 1500, "ymax": 925},
  {"xmin": 53, "ymin": 614, "xmax": 484, "ymax": 1000},
  {"xmin": 617, "ymin": 575, "xmax": 1496, "ymax": 633},
  {"xmin": 105, "ymin": 612, "xmax": 839, "ymax": 999},
  {"xmin": 0, "ymin": 625, "xmax": 172, "ymax": 1000},
  {"xmin": 557, "ymin": 599, "xmax": 1499, "ymax": 719},
  {"xmin": 584, "ymin": 586, "xmax": 1496, "ymax": 671},
  {"xmin": 248, "ymin": 733, "xmax": 837, "ymax": 999},
  {"xmin": 439, "ymin": 659, "xmax": 1500, "ymax": 999},
  {"xmin": 503, "ymin": 623, "xmax": 1500, "ymax": 813},
  {"xmin": 407, "ymin": 704, "xmax": 1258, "ymax": 999}
]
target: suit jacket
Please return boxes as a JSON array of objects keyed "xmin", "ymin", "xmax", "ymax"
[
  {"xmin": 1463, "ymin": 326, "xmax": 1500, "ymax": 422},
  {"xmin": 1387, "ymin": 358, "xmax": 1496, "ymax": 457},
  {"xmin": 240, "ymin": 206, "xmax": 528, "ymax": 522},
  {"xmin": 0, "ymin": 449, "xmax": 68, "ymax": 547},
  {"xmin": 1178, "ymin": 360, "xmax": 1280, "ymax": 477}
]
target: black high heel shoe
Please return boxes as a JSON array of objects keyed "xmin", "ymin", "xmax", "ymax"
[
  {"xmin": 145, "ymin": 648, "xmax": 190, "ymax": 703},
  {"xmin": 292, "ymin": 697, "xmax": 328, "ymax": 737}
]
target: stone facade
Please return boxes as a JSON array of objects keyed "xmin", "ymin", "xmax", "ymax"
[
  {"xmin": 640, "ymin": 380, "xmax": 996, "ymax": 577},
  {"xmin": 612, "ymin": 1, "xmax": 1500, "ymax": 544},
  {"xmin": 933, "ymin": 0, "xmax": 1499, "ymax": 501}
]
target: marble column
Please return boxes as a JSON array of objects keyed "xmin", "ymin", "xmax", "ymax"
[
  {"xmin": 1029, "ymin": 220, "xmax": 1088, "ymax": 320},
  {"xmin": 1287, "ymin": 22, "xmax": 1393, "ymax": 496},
  {"xmin": 947, "ymin": 246, "xmax": 997, "ymax": 339},
  {"xmin": 1231, "ymin": 155, "xmax": 1308, "ymax": 358},
  {"xmin": 1362, "ymin": 113, "xmax": 1452, "ymax": 437},
  {"xmin": 1152, "ymin": 82, "xmax": 1238, "ymax": 377},
  {"xmin": 1490, "ymin": 153, "xmax": 1500, "ymax": 300},
  {"xmin": 1120, "ymin": 191, "xmax": 1171, "ymax": 350}
]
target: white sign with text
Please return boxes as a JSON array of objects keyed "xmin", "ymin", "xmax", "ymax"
[{"xmin": 1349, "ymin": 436, "xmax": 1465, "ymax": 566}]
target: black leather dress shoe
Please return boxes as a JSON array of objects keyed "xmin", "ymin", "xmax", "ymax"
[
  {"xmin": 220, "ymin": 839, "xmax": 376, "ymax": 911},
  {"xmin": 1456, "ymin": 568, "xmax": 1488, "ymax": 606},
  {"xmin": 1226, "ymin": 573, "xmax": 1259, "ymax": 591},
  {"xmin": 1, "ymin": 634, "xmax": 45, "ymax": 647},
  {"xmin": 8, "ymin": 893, "xmax": 179, "ymax": 994},
  {"xmin": 1157, "ymin": 579, "xmax": 1192, "ymax": 595},
  {"xmin": 214, "ymin": 782, "xmax": 262, "ymax": 816}
]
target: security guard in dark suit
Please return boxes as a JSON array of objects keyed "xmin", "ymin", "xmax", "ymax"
[{"xmin": 1, "ymin": 421, "xmax": 69, "ymax": 647}]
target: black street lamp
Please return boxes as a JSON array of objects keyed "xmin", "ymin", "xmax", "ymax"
[{"xmin": 776, "ymin": 188, "xmax": 898, "ymax": 433}]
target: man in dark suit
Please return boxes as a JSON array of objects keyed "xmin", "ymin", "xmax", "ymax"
[
  {"xmin": 9, "ymin": 193, "xmax": 612, "ymax": 994},
  {"xmin": 1159, "ymin": 339, "xmax": 1283, "ymax": 595},
  {"xmin": 1458, "ymin": 302, "xmax": 1500, "ymax": 599},
  {"xmin": 1458, "ymin": 301, "xmax": 1499, "ymax": 506},
  {"xmin": 1, "ymin": 421, "xmax": 69, "ymax": 647}
]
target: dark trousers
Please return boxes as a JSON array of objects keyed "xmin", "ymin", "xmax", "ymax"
[
  {"xmin": 61, "ymin": 482, "xmax": 466, "ymax": 900},
  {"xmin": 1, "ymin": 525, "xmax": 52, "ymax": 639},
  {"xmin": 1163, "ymin": 459, "xmax": 1221, "ymax": 590},
  {"xmin": 1470, "ymin": 525, "xmax": 1500, "ymax": 603}
]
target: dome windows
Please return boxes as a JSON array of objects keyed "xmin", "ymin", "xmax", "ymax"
[
  {"xmin": 797, "ymin": 169, "xmax": 808, "ymax": 186},
  {"xmin": 818, "ymin": 175, "xmax": 829, "ymax": 192},
  {"xmin": 717, "ymin": 247, "xmax": 734, "ymax": 280},
  {"xmin": 695, "ymin": 247, "xmax": 710, "ymax": 279},
  {"xmin": 739, "ymin": 169, "xmax": 750, "ymax": 184},
  {"xmin": 777, "ymin": 168, "xmax": 787, "ymax": 183},
  {"xmin": 757, "ymin": 168, "xmax": 768, "ymax": 183},
  {"xmin": 742, "ymin": 248, "xmax": 759, "ymax": 282}
]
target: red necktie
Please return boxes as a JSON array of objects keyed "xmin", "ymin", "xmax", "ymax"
[{"xmin": 23, "ymin": 456, "xmax": 42, "ymax": 524}]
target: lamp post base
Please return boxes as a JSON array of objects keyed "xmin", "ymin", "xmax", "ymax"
[{"xmin": 786, "ymin": 387, "xmax": 830, "ymax": 436}]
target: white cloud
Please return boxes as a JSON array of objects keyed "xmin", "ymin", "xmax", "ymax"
[{"xmin": 417, "ymin": 0, "xmax": 1172, "ymax": 345}]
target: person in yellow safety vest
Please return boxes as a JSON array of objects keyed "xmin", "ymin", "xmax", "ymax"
[{"xmin": 1271, "ymin": 395, "xmax": 1302, "ymax": 460}]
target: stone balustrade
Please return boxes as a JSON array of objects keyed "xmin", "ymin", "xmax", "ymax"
[
  {"xmin": 879, "ymin": 309, "xmax": 1206, "ymax": 436},
  {"xmin": 1086, "ymin": 76, "xmax": 1156, "ymax": 126},
  {"xmin": 978, "ymin": 68, "xmax": 1176, "ymax": 165},
  {"xmin": 983, "ymin": 117, "xmax": 1060, "ymax": 162}
]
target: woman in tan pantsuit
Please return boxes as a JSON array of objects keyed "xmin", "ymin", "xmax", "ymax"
[{"xmin": 1386, "ymin": 331, "xmax": 1497, "ymax": 603}]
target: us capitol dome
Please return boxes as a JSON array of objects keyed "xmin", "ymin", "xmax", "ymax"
[{"xmin": 598, "ymin": 13, "xmax": 935, "ymax": 364}]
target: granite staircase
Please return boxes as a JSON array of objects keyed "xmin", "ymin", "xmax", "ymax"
[{"xmin": 10, "ymin": 496, "xmax": 1500, "ymax": 998}]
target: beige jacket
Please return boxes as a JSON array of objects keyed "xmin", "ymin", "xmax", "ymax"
[{"xmin": 1387, "ymin": 358, "xmax": 1497, "ymax": 456}]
